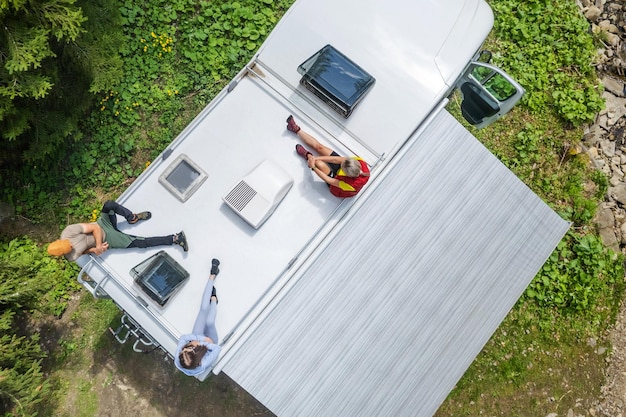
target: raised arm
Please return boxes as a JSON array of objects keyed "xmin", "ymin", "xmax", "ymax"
[
  {"xmin": 80, "ymin": 223, "xmax": 109, "ymax": 255},
  {"xmin": 314, "ymin": 155, "xmax": 348, "ymax": 165},
  {"xmin": 309, "ymin": 164, "xmax": 341, "ymax": 186}
]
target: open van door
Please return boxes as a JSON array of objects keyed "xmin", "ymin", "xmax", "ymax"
[{"xmin": 456, "ymin": 53, "xmax": 525, "ymax": 129}]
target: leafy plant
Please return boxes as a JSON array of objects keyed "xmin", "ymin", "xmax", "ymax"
[
  {"xmin": 0, "ymin": 237, "xmax": 80, "ymax": 416},
  {"xmin": 488, "ymin": 0, "xmax": 604, "ymax": 125},
  {"xmin": 525, "ymin": 232, "xmax": 624, "ymax": 312}
]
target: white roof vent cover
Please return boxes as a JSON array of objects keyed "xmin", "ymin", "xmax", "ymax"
[{"xmin": 223, "ymin": 160, "xmax": 293, "ymax": 229}]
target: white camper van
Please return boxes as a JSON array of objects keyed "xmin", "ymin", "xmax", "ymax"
[{"xmin": 76, "ymin": 0, "xmax": 570, "ymax": 416}]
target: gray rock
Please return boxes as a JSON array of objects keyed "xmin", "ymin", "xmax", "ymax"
[
  {"xmin": 607, "ymin": 32, "xmax": 621, "ymax": 47},
  {"xmin": 599, "ymin": 20, "xmax": 621, "ymax": 33},
  {"xmin": 584, "ymin": 124, "xmax": 604, "ymax": 146},
  {"xmin": 620, "ymin": 222, "xmax": 626, "ymax": 243},
  {"xmin": 601, "ymin": 139, "xmax": 617, "ymax": 157},
  {"xmin": 599, "ymin": 227, "xmax": 620, "ymax": 252},
  {"xmin": 586, "ymin": 5, "xmax": 603, "ymax": 21},
  {"xmin": 610, "ymin": 183, "xmax": 626, "ymax": 205},
  {"xmin": 611, "ymin": 165, "xmax": 624, "ymax": 178},
  {"xmin": 603, "ymin": 76, "xmax": 626, "ymax": 97},
  {"xmin": 595, "ymin": 205, "xmax": 616, "ymax": 228},
  {"xmin": 607, "ymin": 2, "xmax": 623, "ymax": 13},
  {"xmin": 611, "ymin": 175, "xmax": 622, "ymax": 186},
  {"xmin": 602, "ymin": 91, "xmax": 626, "ymax": 126},
  {"xmin": 598, "ymin": 113, "xmax": 610, "ymax": 130}
]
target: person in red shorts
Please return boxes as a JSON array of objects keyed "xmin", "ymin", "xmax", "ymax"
[{"xmin": 286, "ymin": 115, "xmax": 370, "ymax": 198}]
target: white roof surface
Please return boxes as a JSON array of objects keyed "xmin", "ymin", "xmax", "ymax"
[{"xmin": 81, "ymin": 73, "xmax": 365, "ymax": 356}]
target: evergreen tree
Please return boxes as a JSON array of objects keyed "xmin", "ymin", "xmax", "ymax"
[{"xmin": 0, "ymin": 0, "xmax": 123, "ymax": 171}]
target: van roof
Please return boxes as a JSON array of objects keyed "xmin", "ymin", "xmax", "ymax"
[{"xmin": 257, "ymin": 0, "xmax": 493, "ymax": 153}]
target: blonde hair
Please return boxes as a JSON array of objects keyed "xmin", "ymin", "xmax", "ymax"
[
  {"xmin": 341, "ymin": 158, "xmax": 367, "ymax": 177},
  {"xmin": 179, "ymin": 343, "xmax": 208, "ymax": 369}
]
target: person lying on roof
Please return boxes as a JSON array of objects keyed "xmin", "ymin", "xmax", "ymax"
[
  {"xmin": 175, "ymin": 258, "xmax": 222, "ymax": 376},
  {"xmin": 47, "ymin": 200, "xmax": 188, "ymax": 261},
  {"xmin": 286, "ymin": 115, "xmax": 370, "ymax": 198}
]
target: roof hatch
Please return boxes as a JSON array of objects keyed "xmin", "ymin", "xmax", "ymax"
[{"xmin": 297, "ymin": 44, "xmax": 375, "ymax": 118}]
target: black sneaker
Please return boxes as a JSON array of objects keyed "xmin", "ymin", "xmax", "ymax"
[
  {"xmin": 129, "ymin": 211, "xmax": 151, "ymax": 224},
  {"xmin": 174, "ymin": 231, "xmax": 188, "ymax": 252},
  {"xmin": 211, "ymin": 258, "xmax": 220, "ymax": 275},
  {"xmin": 211, "ymin": 286, "xmax": 218, "ymax": 304}
]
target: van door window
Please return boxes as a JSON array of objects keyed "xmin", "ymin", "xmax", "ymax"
[{"xmin": 456, "ymin": 58, "xmax": 525, "ymax": 128}]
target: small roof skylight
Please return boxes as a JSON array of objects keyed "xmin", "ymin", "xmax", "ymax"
[{"xmin": 158, "ymin": 153, "xmax": 208, "ymax": 202}]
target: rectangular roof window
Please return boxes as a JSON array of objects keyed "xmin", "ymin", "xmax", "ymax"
[
  {"xmin": 131, "ymin": 251, "xmax": 189, "ymax": 307},
  {"xmin": 158, "ymin": 153, "xmax": 208, "ymax": 202},
  {"xmin": 298, "ymin": 44, "xmax": 375, "ymax": 118}
]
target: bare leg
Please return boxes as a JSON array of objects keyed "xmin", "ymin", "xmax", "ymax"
[
  {"xmin": 287, "ymin": 116, "xmax": 334, "ymax": 175},
  {"xmin": 296, "ymin": 130, "xmax": 333, "ymax": 156},
  {"xmin": 297, "ymin": 130, "xmax": 335, "ymax": 175}
]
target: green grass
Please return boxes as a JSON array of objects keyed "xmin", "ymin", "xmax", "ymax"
[{"xmin": 38, "ymin": 295, "xmax": 121, "ymax": 416}]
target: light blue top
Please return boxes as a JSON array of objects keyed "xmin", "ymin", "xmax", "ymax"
[{"xmin": 174, "ymin": 334, "xmax": 221, "ymax": 376}]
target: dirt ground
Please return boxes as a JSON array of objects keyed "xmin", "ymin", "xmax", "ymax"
[
  {"xmin": 41, "ymin": 293, "xmax": 274, "ymax": 417},
  {"xmin": 593, "ymin": 296, "xmax": 626, "ymax": 417}
]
